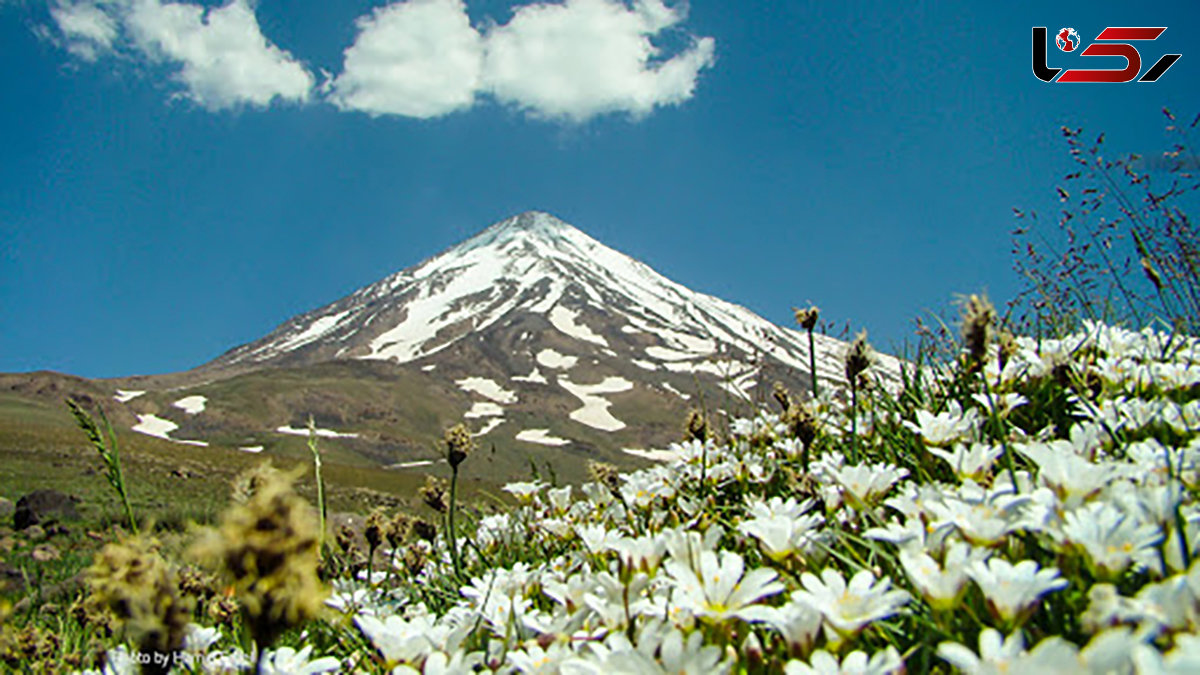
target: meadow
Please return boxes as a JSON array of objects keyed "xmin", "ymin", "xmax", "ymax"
[{"xmin": 0, "ymin": 112, "xmax": 1198, "ymax": 674}]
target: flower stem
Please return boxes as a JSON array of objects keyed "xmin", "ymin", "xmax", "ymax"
[{"xmin": 449, "ymin": 464, "xmax": 463, "ymax": 578}]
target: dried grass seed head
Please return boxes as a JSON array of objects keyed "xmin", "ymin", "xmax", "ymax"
[
  {"xmin": 419, "ymin": 476, "xmax": 448, "ymax": 513},
  {"xmin": 684, "ymin": 409, "xmax": 709, "ymax": 443},
  {"xmin": 772, "ymin": 382, "xmax": 792, "ymax": 413},
  {"xmin": 783, "ymin": 402, "xmax": 820, "ymax": 448},
  {"xmin": 961, "ymin": 293, "xmax": 996, "ymax": 372},
  {"xmin": 844, "ymin": 330, "xmax": 875, "ymax": 383},
  {"xmin": 411, "ymin": 518, "xmax": 438, "ymax": 543},
  {"xmin": 443, "ymin": 423, "xmax": 476, "ymax": 469},
  {"xmin": 86, "ymin": 534, "xmax": 191, "ymax": 670},
  {"xmin": 191, "ymin": 462, "xmax": 326, "ymax": 650},
  {"xmin": 364, "ymin": 508, "xmax": 389, "ymax": 552},
  {"xmin": 587, "ymin": 461, "xmax": 622, "ymax": 492},
  {"xmin": 794, "ymin": 306, "xmax": 820, "ymax": 331}
]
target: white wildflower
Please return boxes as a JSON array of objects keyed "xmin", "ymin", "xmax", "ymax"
[
  {"xmin": 784, "ymin": 646, "xmax": 903, "ymax": 675},
  {"xmin": 927, "ymin": 443, "xmax": 1004, "ymax": 482},
  {"xmin": 903, "ymin": 401, "xmax": 981, "ymax": 446},
  {"xmin": 938, "ymin": 628, "xmax": 1078, "ymax": 673},
  {"xmin": 791, "ymin": 568, "xmax": 910, "ymax": 638},
  {"xmin": 664, "ymin": 550, "xmax": 784, "ymax": 623},
  {"xmin": 829, "ymin": 462, "xmax": 908, "ymax": 508},
  {"xmin": 257, "ymin": 645, "xmax": 340, "ymax": 675},
  {"xmin": 1061, "ymin": 501, "xmax": 1162, "ymax": 579},
  {"xmin": 967, "ymin": 558, "xmax": 1067, "ymax": 626}
]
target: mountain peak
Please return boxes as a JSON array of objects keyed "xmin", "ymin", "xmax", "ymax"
[
  {"xmin": 450, "ymin": 210, "xmax": 591, "ymax": 260},
  {"xmin": 486, "ymin": 210, "xmax": 575, "ymax": 240},
  {"xmin": 209, "ymin": 211, "xmax": 872, "ymax": 389}
]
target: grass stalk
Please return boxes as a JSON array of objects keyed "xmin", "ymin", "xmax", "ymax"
[
  {"xmin": 66, "ymin": 399, "xmax": 138, "ymax": 534},
  {"xmin": 306, "ymin": 416, "xmax": 327, "ymax": 553}
]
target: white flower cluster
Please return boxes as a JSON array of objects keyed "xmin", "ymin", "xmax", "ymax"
[{"xmin": 75, "ymin": 321, "xmax": 1200, "ymax": 673}]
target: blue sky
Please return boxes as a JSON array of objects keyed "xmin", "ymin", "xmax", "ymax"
[{"xmin": 1, "ymin": 0, "xmax": 1198, "ymax": 378}]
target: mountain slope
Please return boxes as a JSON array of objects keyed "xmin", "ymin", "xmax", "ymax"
[
  {"xmin": 10, "ymin": 212, "xmax": 892, "ymax": 484},
  {"xmin": 205, "ymin": 212, "xmax": 852, "ymax": 382}
]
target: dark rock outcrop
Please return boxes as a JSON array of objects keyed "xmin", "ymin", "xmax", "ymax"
[{"xmin": 13, "ymin": 490, "xmax": 81, "ymax": 530}]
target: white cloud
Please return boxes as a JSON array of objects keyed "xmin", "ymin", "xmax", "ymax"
[
  {"xmin": 123, "ymin": 0, "xmax": 313, "ymax": 109},
  {"xmin": 48, "ymin": 0, "xmax": 313, "ymax": 110},
  {"xmin": 482, "ymin": 0, "xmax": 715, "ymax": 121},
  {"xmin": 331, "ymin": 0, "xmax": 715, "ymax": 121},
  {"xmin": 330, "ymin": 0, "xmax": 482, "ymax": 118},
  {"xmin": 44, "ymin": 0, "xmax": 716, "ymax": 121},
  {"xmin": 50, "ymin": 1, "xmax": 119, "ymax": 61}
]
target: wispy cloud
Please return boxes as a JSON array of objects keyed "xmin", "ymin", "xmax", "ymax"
[
  {"xmin": 121, "ymin": 0, "xmax": 313, "ymax": 109},
  {"xmin": 42, "ymin": 0, "xmax": 715, "ymax": 121},
  {"xmin": 49, "ymin": 1, "xmax": 118, "ymax": 61},
  {"xmin": 46, "ymin": 0, "xmax": 312, "ymax": 110}
]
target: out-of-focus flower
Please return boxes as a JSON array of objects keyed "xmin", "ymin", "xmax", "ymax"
[
  {"xmin": 967, "ymin": 558, "xmax": 1067, "ymax": 626},
  {"xmin": 784, "ymin": 646, "xmax": 903, "ymax": 675}
]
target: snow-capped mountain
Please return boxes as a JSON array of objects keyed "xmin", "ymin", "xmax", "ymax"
[
  {"xmin": 207, "ymin": 211, "xmax": 850, "ymax": 388},
  {"xmin": 77, "ymin": 211, "xmax": 891, "ymax": 483}
]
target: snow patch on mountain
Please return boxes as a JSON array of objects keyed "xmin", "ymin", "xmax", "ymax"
[
  {"xmin": 536, "ymin": 349, "xmax": 577, "ymax": 370},
  {"xmin": 389, "ymin": 460, "xmax": 435, "ymax": 469},
  {"xmin": 516, "ymin": 429, "xmax": 571, "ymax": 446},
  {"xmin": 456, "ymin": 377, "xmax": 518, "ymax": 404},
  {"xmin": 549, "ymin": 306, "xmax": 607, "ymax": 347},
  {"xmin": 474, "ymin": 418, "xmax": 504, "ymax": 437},
  {"xmin": 465, "ymin": 402, "xmax": 504, "ymax": 418},
  {"xmin": 512, "ymin": 368, "xmax": 548, "ymax": 384},
  {"xmin": 173, "ymin": 395, "xmax": 207, "ymax": 414},
  {"xmin": 645, "ymin": 346, "xmax": 694, "ymax": 361},
  {"xmin": 559, "ymin": 375, "xmax": 633, "ymax": 432},
  {"xmin": 276, "ymin": 425, "xmax": 360, "ymax": 439},
  {"xmin": 277, "ymin": 310, "xmax": 352, "ymax": 352},
  {"xmin": 623, "ymin": 447, "xmax": 680, "ymax": 462},
  {"xmin": 114, "ymin": 389, "xmax": 145, "ymax": 403},
  {"xmin": 132, "ymin": 414, "xmax": 208, "ymax": 446},
  {"xmin": 662, "ymin": 382, "xmax": 690, "ymax": 400},
  {"xmin": 133, "ymin": 414, "xmax": 177, "ymax": 439}
]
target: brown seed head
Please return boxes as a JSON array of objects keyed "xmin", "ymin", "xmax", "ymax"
[
  {"xmin": 1141, "ymin": 257, "xmax": 1164, "ymax": 291},
  {"xmin": 419, "ymin": 476, "xmax": 448, "ymax": 514},
  {"xmin": 443, "ymin": 423, "xmax": 476, "ymax": 469},
  {"xmin": 587, "ymin": 461, "xmax": 622, "ymax": 493},
  {"xmin": 336, "ymin": 525, "xmax": 358, "ymax": 555},
  {"xmin": 783, "ymin": 402, "xmax": 820, "ymax": 448},
  {"xmin": 86, "ymin": 534, "xmax": 191, "ymax": 673},
  {"xmin": 772, "ymin": 383, "xmax": 791, "ymax": 413},
  {"xmin": 794, "ymin": 306, "xmax": 820, "ymax": 331},
  {"xmin": 411, "ymin": 518, "xmax": 437, "ymax": 543},
  {"xmin": 961, "ymin": 294, "xmax": 995, "ymax": 373},
  {"xmin": 177, "ymin": 567, "xmax": 217, "ymax": 600},
  {"xmin": 190, "ymin": 463, "xmax": 326, "ymax": 651},
  {"xmin": 387, "ymin": 513, "xmax": 412, "ymax": 548},
  {"xmin": 403, "ymin": 545, "xmax": 427, "ymax": 576},
  {"xmin": 364, "ymin": 508, "xmax": 388, "ymax": 552},
  {"xmin": 844, "ymin": 331, "xmax": 874, "ymax": 383},
  {"xmin": 208, "ymin": 597, "xmax": 238, "ymax": 628},
  {"xmin": 683, "ymin": 409, "xmax": 709, "ymax": 443},
  {"xmin": 997, "ymin": 329, "xmax": 1018, "ymax": 373}
]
